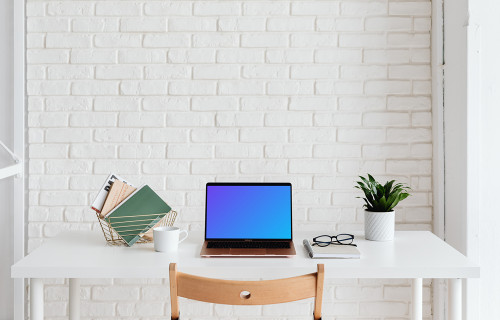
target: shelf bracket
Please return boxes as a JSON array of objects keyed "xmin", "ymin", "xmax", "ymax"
[{"xmin": 0, "ymin": 139, "xmax": 23, "ymax": 180}]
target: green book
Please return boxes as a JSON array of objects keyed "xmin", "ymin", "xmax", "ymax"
[{"xmin": 104, "ymin": 185, "xmax": 171, "ymax": 246}]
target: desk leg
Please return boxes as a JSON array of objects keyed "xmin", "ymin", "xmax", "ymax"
[
  {"xmin": 30, "ymin": 278, "xmax": 43, "ymax": 320},
  {"xmin": 412, "ymin": 278, "xmax": 422, "ymax": 320},
  {"xmin": 69, "ymin": 278, "xmax": 81, "ymax": 320},
  {"xmin": 448, "ymin": 278, "xmax": 462, "ymax": 320}
]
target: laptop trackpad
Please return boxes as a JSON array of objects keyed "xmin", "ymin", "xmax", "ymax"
[{"xmin": 230, "ymin": 248, "xmax": 266, "ymax": 255}]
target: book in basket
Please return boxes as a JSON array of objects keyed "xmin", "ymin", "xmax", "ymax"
[
  {"xmin": 104, "ymin": 185, "xmax": 171, "ymax": 246},
  {"xmin": 303, "ymin": 239, "xmax": 360, "ymax": 259},
  {"xmin": 99, "ymin": 180, "xmax": 136, "ymax": 219},
  {"xmin": 91, "ymin": 173, "xmax": 135, "ymax": 214}
]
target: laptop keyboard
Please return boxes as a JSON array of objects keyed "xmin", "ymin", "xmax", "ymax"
[{"xmin": 207, "ymin": 241, "xmax": 291, "ymax": 249}]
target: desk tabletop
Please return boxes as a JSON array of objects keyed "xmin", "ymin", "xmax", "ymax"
[{"xmin": 11, "ymin": 230, "xmax": 479, "ymax": 279}]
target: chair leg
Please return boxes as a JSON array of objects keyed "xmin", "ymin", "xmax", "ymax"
[
  {"xmin": 169, "ymin": 263, "xmax": 180, "ymax": 319},
  {"xmin": 314, "ymin": 264, "xmax": 325, "ymax": 320}
]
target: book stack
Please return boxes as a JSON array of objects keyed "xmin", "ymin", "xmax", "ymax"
[{"xmin": 91, "ymin": 174, "xmax": 176, "ymax": 246}]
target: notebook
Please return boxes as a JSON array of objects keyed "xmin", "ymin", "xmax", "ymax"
[
  {"xmin": 99, "ymin": 180, "xmax": 137, "ymax": 219},
  {"xmin": 91, "ymin": 173, "xmax": 135, "ymax": 214},
  {"xmin": 104, "ymin": 185, "xmax": 170, "ymax": 246},
  {"xmin": 303, "ymin": 239, "xmax": 360, "ymax": 259},
  {"xmin": 200, "ymin": 182, "xmax": 296, "ymax": 257}
]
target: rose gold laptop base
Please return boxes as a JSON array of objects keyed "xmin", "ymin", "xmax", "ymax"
[{"xmin": 200, "ymin": 240, "xmax": 296, "ymax": 258}]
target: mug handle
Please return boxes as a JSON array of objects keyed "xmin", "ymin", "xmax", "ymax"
[{"xmin": 179, "ymin": 230, "xmax": 188, "ymax": 244}]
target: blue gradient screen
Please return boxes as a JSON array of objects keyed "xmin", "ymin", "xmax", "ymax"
[{"xmin": 206, "ymin": 185, "xmax": 292, "ymax": 239}]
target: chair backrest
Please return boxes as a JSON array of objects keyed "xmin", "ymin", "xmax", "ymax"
[{"xmin": 169, "ymin": 263, "xmax": 324, "ymax": 320}]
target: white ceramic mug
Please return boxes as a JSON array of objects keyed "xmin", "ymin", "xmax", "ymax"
[{"xmin": 153, "ymin": 226, "xmax": 188, "ymax": 253}]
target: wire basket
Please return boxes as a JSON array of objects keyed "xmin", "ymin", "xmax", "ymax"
[{"xmin": 96, "ymin": 210, "xmax": 177, "ymax": 246}]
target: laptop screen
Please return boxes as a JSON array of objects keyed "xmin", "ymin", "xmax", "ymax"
[{"xmin": 205, "ymin": 183, "xmax": 292, "ymax": 240}]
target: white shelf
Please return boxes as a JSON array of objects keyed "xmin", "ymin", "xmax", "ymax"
[{"xmin": 0, "ymin": 163, "xmax": 23, "ymax": 180}]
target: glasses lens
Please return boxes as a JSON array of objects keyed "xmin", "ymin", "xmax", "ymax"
[
  {"xmin": 336, "ymin": 234, "xmax": 354, "ymax": 244},
  {"xmin": 315, "ymin": 242, "xmax": 330, "ymax": 247},
  {"xmin": 314, "ymin": 235, "xmax": 332, "ymax": 245}
]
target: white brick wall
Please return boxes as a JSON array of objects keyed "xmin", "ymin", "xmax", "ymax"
[{"xmin": 27, "ymin": 0, "xmax": 433, "ymax": 319}]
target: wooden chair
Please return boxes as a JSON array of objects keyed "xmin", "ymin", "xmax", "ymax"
[{"xmin": 169, "ymin": 263, "xmax": 324, "ymax": 320}]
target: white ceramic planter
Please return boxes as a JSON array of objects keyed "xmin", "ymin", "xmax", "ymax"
[{"xmin": 364, "ymin": 210, "xmax": 395, "ymax": 241}]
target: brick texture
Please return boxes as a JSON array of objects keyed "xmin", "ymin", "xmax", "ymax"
[{"xmin": 27, "ymin": 0, "xmax": 432, "ymax": 319}]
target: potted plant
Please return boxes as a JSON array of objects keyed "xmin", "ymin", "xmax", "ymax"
[{"xmin": 355, "ymin": 174, "xmax": 411, "ymax": 241}]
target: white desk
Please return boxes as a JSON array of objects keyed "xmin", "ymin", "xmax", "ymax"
[{"xmin": 12, "ymin": 230, "xmax": 479, "ymax": 320}]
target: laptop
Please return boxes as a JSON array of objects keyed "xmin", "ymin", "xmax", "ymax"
[{"xmin": 200, "ymin": 182, "xmax": 296, "ymax": 257}]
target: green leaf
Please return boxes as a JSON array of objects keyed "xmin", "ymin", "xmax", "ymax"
[
  {"xmin": 363, "ymin": 198, "xmax": 372, "ymax": 210},
  {"xmin": 386, "ymin": 189, "xmax": 401, "ymax": 205},
  {"xmin": 359, "ymin": 176, "xmax": 370, "ymax": 185},
  {"xmin": 355, "ymin": 182, "xmax": 370, "ymax": 194},
  {"xmin": 365, "ymin": 194, "xmax": 374, "ymax": 203},
  {"xmin": 384, "ymin": 180, "xmax": 395, "ymax": 198},
  {"xmin": 375, "ymin": 184, "xmax": 384, "ymax": 198},
  {"xmin": 368, "ymin": 174, "xmax": 376, "ymax": 183},
  {"xmin": 388, "ymin": 192, "xmax": 410, "ymax": 211},
  {"xmin": 399, "ymin": 193, "xmax": 410, "ymax": 201}
]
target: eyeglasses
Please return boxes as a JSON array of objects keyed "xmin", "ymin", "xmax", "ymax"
[{"xmin": 312, "ymin": 234, "xmax": 357, "ymax": 247}]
